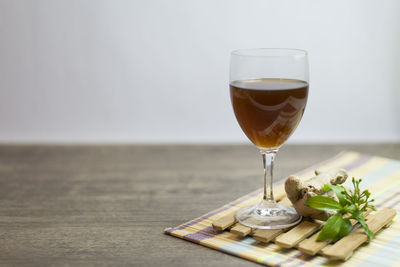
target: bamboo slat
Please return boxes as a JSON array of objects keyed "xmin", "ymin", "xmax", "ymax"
[
  {"xmin": 322, "ymin": 208, "xmax": 396, "ymax": 260},
  {"xmin": 253, "ymin": 228, "xmax": 286, "ymax": 243},
  {"xmin": 212, "ymin": 211, "xmax": 236, "ymax": 231},
  {"xmin": 230, "ymin": 223, "xmax": 252, "ymax": 237},
  {"xmin": 274, "ymin": 221, "xmax": 321, "ymax": 248},
  {"xmin": 298, "ymin": 210, "xmax": 371, "ymax": 256}
]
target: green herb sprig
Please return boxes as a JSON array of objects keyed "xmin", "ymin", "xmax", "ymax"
[{"xmin": 306, "ymin": 177, "xmax": 376, "ymax": 242}]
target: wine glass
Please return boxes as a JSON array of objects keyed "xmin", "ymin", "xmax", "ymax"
[{"xmin": 230, "ymin": 48, "xmax": 309, "ymax": 229}]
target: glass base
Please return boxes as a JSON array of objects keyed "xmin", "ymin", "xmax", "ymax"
[{"xmin": 235, "ymin": 200, "xmax": 302, "ymax": 229}]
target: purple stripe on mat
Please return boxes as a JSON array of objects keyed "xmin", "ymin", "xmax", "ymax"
[
  {"xmin": 376, "ymin": 192, "xmax": 400, "ymax": 208},
  {"xmin": 164, "ymin": 228, "xmax": 174, "ymax": 234},
  {"xmin": 275, "ymin": 251, "xmax": 303, "ymax": 267},
  {"xmin": 341, "ymin": 154, "xmax": 371, "ymax": 171},
  {"xmin": 183, "ymin": 226, "xmax": 223, "ymax": 244},
  {"xmin": 388, "ymin": 198, "xmax": 400, "ymax": 209},
  {"xmin": 166, "ymin": 188, "xmax": 263, "ymax": 233}
]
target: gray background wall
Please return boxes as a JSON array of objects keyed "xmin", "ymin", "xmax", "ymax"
[{"xmin": 0, "ymin": 0, "xmax": 399, "ymax": 143}]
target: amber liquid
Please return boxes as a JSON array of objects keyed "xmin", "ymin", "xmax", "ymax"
[{"xmin": 230, "ymin": 78, "xmax": 308, "ymax": 148}]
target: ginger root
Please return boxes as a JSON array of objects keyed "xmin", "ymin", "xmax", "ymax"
[{"xmin": 284, "ymin": 168, "xmax": 348, "ymax": 220}]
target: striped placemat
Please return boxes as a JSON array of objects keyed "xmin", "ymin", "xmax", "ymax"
[{"xmin": 164, "ymin": 151, "xmax": 400, "ymax": 266}]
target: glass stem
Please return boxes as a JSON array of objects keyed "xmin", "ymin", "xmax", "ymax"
[{"xmin": 260, "ymin": 149, "xmax": 278, "ymax": 202}]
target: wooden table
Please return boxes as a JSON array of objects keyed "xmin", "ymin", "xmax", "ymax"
[{"xmin": 0, "ymin": 144, "xmax": 399, "ymax": 266}]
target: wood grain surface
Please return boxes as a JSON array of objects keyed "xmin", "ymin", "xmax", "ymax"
[{"xmin": 0, "ymin": 144, "xmax": 399, "ymax": 266}]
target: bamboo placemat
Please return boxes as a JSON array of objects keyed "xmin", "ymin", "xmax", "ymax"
[{"xmin": 164, "ymin": 152, "xmax": 400, "ymax": 266}]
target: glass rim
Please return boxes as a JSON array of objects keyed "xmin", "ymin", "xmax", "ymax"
[{"xmin": 231, "ymin": 48, "xmax": 308, "ymax": 58}]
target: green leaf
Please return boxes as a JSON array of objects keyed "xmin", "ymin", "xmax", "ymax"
[
  {"xmin": 337, "ymin": 218, "xmax": 352, "ymax": 240},
  {"xmin": 359, "ymin": 219, "xmax": 374, "ymax": 241},
  {"xmin": 306, "ymin": 195, "xmax": 342, "ymax": 211},
  {"xmin": 324, "ymin": 184, "xmax": 347, "ymax": 207},
  {"xmin": 306, "ymin": 178, "xmax": 375, "ymax": 242},
  {"xmin": 317, "ymin": 213, "xmax": 344, "ymax": 241}
]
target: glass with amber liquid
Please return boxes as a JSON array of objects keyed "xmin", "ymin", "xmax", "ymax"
[{"xmin": 230, "ymin": 49, "xmax": 309, "ymax": 229}]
